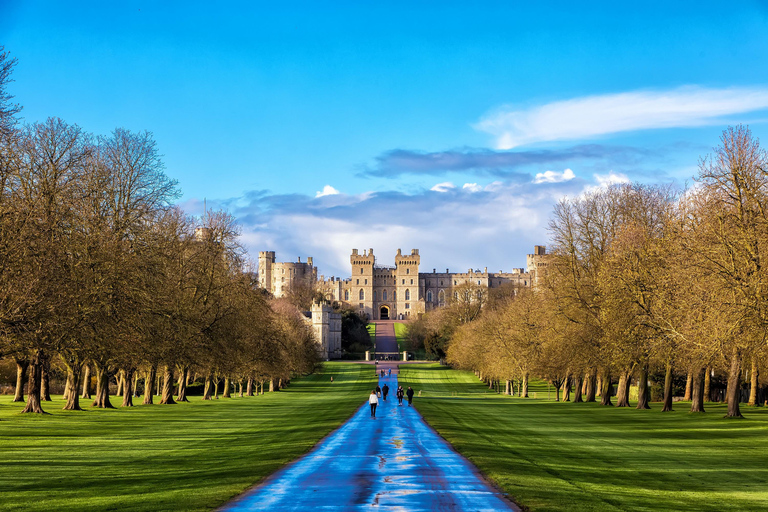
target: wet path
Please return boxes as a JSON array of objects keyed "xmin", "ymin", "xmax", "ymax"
[{"xmin": 222, "ymin": 374, "xmax": 517, "ymax": 511}]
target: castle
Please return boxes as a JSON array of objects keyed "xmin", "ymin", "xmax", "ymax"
[{"xmin": 259, "ymin": 246, "xmax": 548, "ymax": 322}]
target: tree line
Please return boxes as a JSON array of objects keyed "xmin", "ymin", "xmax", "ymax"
[
  {"xmin": 0, "ymin": 47, "xmax": 320, "ymax": 414},
  {"xmin": 412, "ymin": 125, "xmax": 768, "ymax": 418}
]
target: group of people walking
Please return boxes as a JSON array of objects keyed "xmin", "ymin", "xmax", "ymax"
[{"xmin": 369, "ymin": 378, "xmax": 414, "ymax": 418}]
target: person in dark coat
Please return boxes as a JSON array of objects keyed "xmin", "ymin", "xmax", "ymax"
[
  {"xmin": 376, "ymin": 384, "xmax": 381, "ymax": 398},
  {"xmin": 406, "ymin": 386, "xmax": 414, "ymax": 406},
  {"xmin": 382, "ymin": 383, "xmax": 389, "ymax": 401},
  {"xmin": 396, "ymin": 386, "xmax": 404, "ymax": 406}
]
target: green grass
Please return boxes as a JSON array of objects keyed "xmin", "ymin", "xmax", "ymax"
[
  {"xmin": 400, "ymin": 364, "xmax": 768, "ymax": 512},
  {"xmin": 0, "ymin": 362, "xmax": 375, "ymax": 512},
  {"xmin": 393, "ymin": 321, "xmax": 408, "ymax": 352},
  {"xmin": 366, "ymin": 323, "xmax": 376, "ymax": 339}
]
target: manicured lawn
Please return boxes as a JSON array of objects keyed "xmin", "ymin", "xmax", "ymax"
[
  {"xmin": 400, "ymin": 363, "xmax": 768, "ymax": 512},
  {"xmin": 0, "ymin": 362, "xmax": 374, "ymax": 512},
  {"xmin": 393, "ymin": 321, "xmax": 408, "ymax": 351},
  {"xmin": 366, "ymin": 323, "xmax": 376, "ymax": 338}
]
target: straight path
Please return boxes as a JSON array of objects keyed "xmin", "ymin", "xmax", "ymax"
[
  {"xmin": 222, "ymin": 373, "xmax": 517, "ymax": 511},
  {"xmin": 372, "ymin": 320, "xmax": 398, "ymax": 353}
]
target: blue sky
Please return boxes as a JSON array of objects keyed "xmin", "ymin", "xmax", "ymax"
[{"xmin": 3, "ymin": 2, "xmax": 768, "ymax": 276}]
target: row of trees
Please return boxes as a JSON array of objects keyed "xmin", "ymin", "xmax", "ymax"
[
  {"xmin": 0, "ymin": 47, "xmax": 320, "ymax": 414},
  {"xmin": 416, "ymin": 126, "xmax": 768, "ymax": 418}
]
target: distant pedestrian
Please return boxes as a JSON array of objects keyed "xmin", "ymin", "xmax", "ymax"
[
  {"xmin": 381, "ymin": 369, "xmax": 384, "ymax": 378},
  {"xmin": 369, "ymin": 390, "xmax": 379, "ymax": 417},
  {"xmin": 382, "ymin": 383, "xmax": 389, "ymax": 401},
  {"xmin": 388, "ymin": 368, "xmax": 391, "ymax": 376},
  {"xmin": 396, "ymin": 386, "xmax": 404, "ymax": 405},
  {"xmin": 376, "ymin": 384, "xmax": 381, "ymax": 398},
  {"xmin": 406, "ymin": 386, "xmax": 414, "ymax": 406},
  {"xmin": 330, "ymin": 376, "xmax": 333, "ymax": 383}
]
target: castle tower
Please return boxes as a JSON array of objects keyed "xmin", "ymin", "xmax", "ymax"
[
  {"xmin": 258, "ymin": 251, "xmax": 276, "ymax": 292},
  {"xmin": 350, "ymin": 248, "xmax": 376, "ymax": 318},
  {"xmin": 395, "ymin": 249, "xmax": 420, "ymax": 319}
]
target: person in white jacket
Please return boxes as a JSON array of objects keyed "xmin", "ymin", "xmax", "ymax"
[{"xmin": 369, "ymin": 389, "xmax": 379, "ymax": 418}]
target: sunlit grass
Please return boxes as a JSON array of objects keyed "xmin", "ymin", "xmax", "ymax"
[
  {"xmin": 0, "ymin": 362, "xmax": 375, "ymax": 512},
  {"xmin": 400, "ymin": 363, "xmax": 768, "ymax": 512}
]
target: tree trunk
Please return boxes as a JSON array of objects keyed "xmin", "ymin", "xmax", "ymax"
[
  {"xmin": 92, "ymin": 365, "xmax": 115, "ymax": 409},
  {"xmin": 133, "ymin": 371, "xmax": 139, "ymax": 397},
  {"xmin": 223, "ymin": 376, "xmax": 232, "ymax": 398},
  {"xmin": 661, "ymin": 362, "xmax": 674, "ymax": 412},
  {"xmin": 522, "ymin": 373, "xmax": 529, "ymax": 398},
  {"xmin": 562, "ymin": 375, "xmax": 571, "ymax": 402},
  {"xmin": 177, "ymin": 366, "xmax": 189, "ymax": 402},
  {"xmin": 63, "ymin": 375, "xmax": 71, "ymax": 401},
  {"xmin": 725, "ymin": 348, "xmax": 743, "ymax": 418},
  {"xmin": 116, "ymin": 370, "xmax": 124, "ymax": 397},
  {"xmin": 636, "ymin": 364, "xmax": 650, "ymax": 410},
  {"xmin": 704, "ymin": 366, "xmax": 712, "ymax": 402},
  {"xmin": 143, "ymin": 365, "xmax": 156, "ymax": 405},
  {"xmin": 214, "ymin": 377, "xmax": 220, "ymax": 398},
  {"xmin": 553, "ymin": 381, "xmax": 561, "ymax": 401},
  {"xmin": 13, "ymin": 358, "xmax": 28, "ymax": 402},
  {"xmin": 596, "ymin": 373, "xmax": 603, "ymax": 397},
  {"xmin": 683, "ymin": 371, "xmax": 692, "ymax": 401},
  {"xmin": 615, "ymin": 372, "xmax": 630, "ymax": 407},
  {"xmin": 81, "ymin": 363, "xmax": 92, "ymax": 399},
  {"xmin": 260, "ymin": 380, "xmax": 265, "ymax": 395},
  {"xmin": 748, "ymin": 358, "xmax": 760, "ymax": 406},
  {"xmin": 21, "ymin": 350, "xmax": 46, "ymax": 414},
  {"xmin": 600, "ymin": 373, "xmax": 612, "ymax": 406},
  {"xmin": 246, "ymin": 376, "xmax": 254, "ymax": 396},
  {"xmin": 505, "ymin": 379, "xmax": 512, "ymax": 396},
  {"xmin": 160, "ymin": 366, "xmax": 176, "ymax": 404},
  {"xmin": 269, "ymin": 379, "xmax": 276, "ymax": 392},
  {"xmin": 585, "ymin": 370, "xmax": 597, "ymax": 402},
  {"xmin": 41, "ymin": 357, "xmax": 52, "ymax": 402},
  {"xmin": 63, "ymin": 362, "xmax": 83, "ymax": 411},
  {"xmin": 238, "ymin": 379, "xmax": 244, "ymax": 397},
  {"xmin": 573, "ymin": 374, "xmax": 584, "ymax": 403},
  {"xmin": 122, "ymin": 368, "xmax": 134, "ymax": 407},
  {"xmin": 203, "ymin": 372, "xmax": 213, "ymax": 400},
  {"xmin": 690, "ymin": 367, "xmax": 705, "ymax": 413}
]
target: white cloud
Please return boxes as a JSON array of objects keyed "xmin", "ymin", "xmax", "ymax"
[
  {"xmin": 534, "ymin": 168, "xmax": 576, "ymax": 184},
  {"xmin": 594, "ymin": 171, "xmax": 631, "ymax": 187},
  {"xmin": 430, "ymin": 182, "xmax": 456, "ymax": 192},
  {"xmin": 462, "ymin": 183, "xmax": 482, "ymax": 192},
  {"xmin": 315, "ymin": 185, "xmax": 340, "ymax": 197},
  {"xmin": 475, "ymin": 85, "xmax": 768, "ymax": 149}
]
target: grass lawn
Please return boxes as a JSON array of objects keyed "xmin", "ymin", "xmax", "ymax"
[
  {"xmin": 0, "ymin": 362, "xmax": 374, "ymax": 512},
  {"xmin": 399, "ymin": 363, "xmax": 768, "ymax": 512},
  {"xmin": 393, "ymin": 321, "xmax": 408, "ymax": 352}
]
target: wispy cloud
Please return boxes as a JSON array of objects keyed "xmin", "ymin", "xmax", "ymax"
[
  {"xmin": 359, "ymin": 144, "xmax": 650, "ymax": 178},
  {"xmin": 534, "ymin": 168, "xmax": 576, "ymax": 184},
  {"xmin": 476, "ymin": 85, "xmax": 768, "ymax": 149}
]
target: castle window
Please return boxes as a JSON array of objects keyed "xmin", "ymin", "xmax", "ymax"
[
  {"xmin": 427, "ymin": 291, "xmax": 433, "ymax": 302},
  {"xmin": 359, "ymin": 289, "xmax": 365, "ymax": 300},
  {"xmin": 282, "ymin": 268, "xmax": 285, "ymax": 274},
  {"xmin": 405, "ymin": 289, "xmax": 410, "ymax": 300},
  {"xmin": 410, "ymin": 279, "xmax": 413, "ymax": 285},
  {"xmin": 438, "ymin": 290, "xmax": 445, "ymax": 304},
  {"xmin": 440, "ymin": 281, "xmax": 443, "ymax": 286},
  {"xmin": 356, "ymin": 279, "xmax": 359, "ymax": 285},
  {"xmin": 344, "ymin": 290, "xmax": 349, "ymax": 301},
  {"xmin": 402, "ymin": 279, "xmax": 405, "ymax": 285},
  {"xmin": 365, "ymin": 279, "xmax": 368, "ymax": 285},
  {"xmin": 406, "ymin": 268, "xmax": 410, "ymax": 275},
  {"xmin": 454, "ymin": 280, "xmax": 457, "ymax": 285},
  {"xmin": 477, "ymin": 280, "xmax": 481, "ymax": 285},
  {"xmin": 405, "ymin": 303, "xmax": 410, "ymax": 309},
  {"xmin": 383, "ymin": 290, "xmax": 387, "ymax": 301},
  {"xmin": 393, "ymin": 291, "xmax": 397, "ymax": 300},
  {"xmin": 374, "ymin": 291, "xmax": 378, "ymax": 301},
  {"xmin": 361, "ymin": 268, "xmax": 364, "ymax": 274}
]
